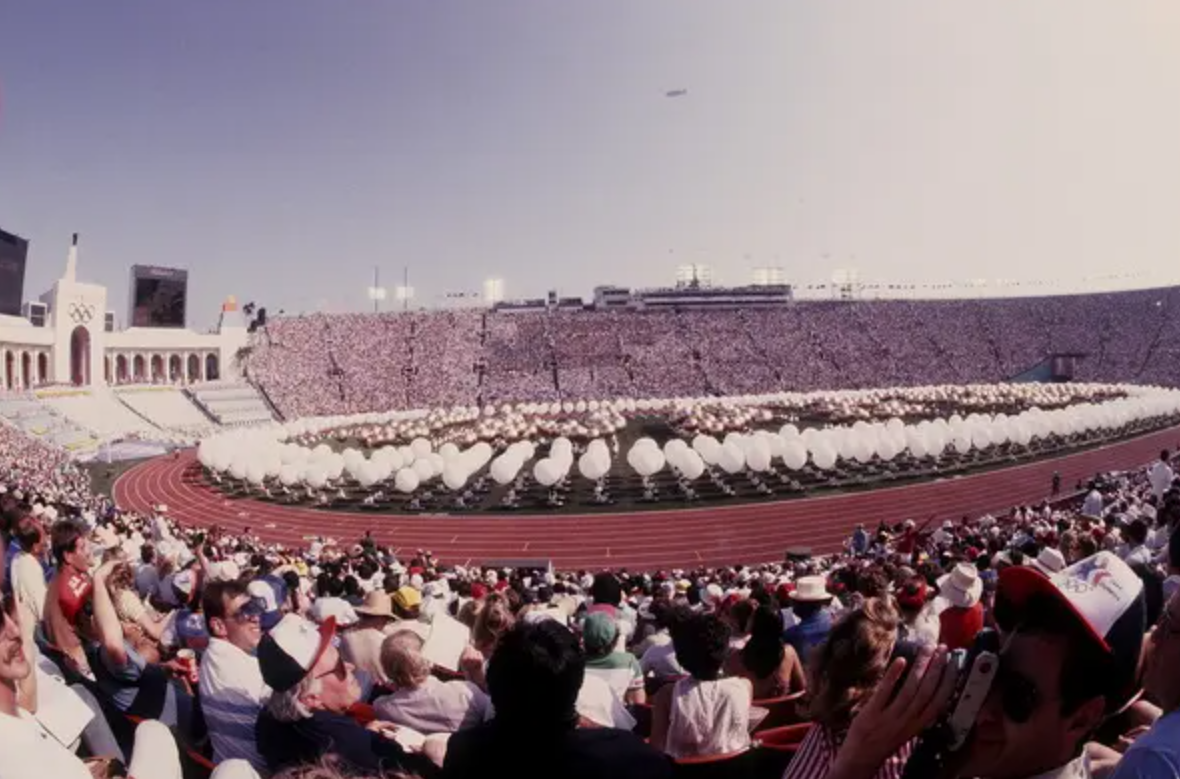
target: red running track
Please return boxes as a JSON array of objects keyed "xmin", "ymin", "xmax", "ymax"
[{"xmin": 113, "ymin": 426, "xmax": 1180, "ymax": 571}]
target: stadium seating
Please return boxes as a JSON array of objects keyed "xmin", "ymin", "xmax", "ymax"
[
  {"xmin": 244, "ymin": 286, "xmax": 1180, "ymax": 419},
  {"xmin": 189, "ymin": 382, "xmax": 275, "ymax": 426}
]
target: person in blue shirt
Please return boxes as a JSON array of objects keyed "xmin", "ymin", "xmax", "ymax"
[
  {"xmin": 1111, "ymin": 592, "xmax": 1180, "ymax": 779},
  {"xmin": 782, "ymin": 576, "xmax": 834, "ymax": 666}
]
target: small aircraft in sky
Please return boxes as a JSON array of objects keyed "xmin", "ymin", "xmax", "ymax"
[{"xmin": 665, "ymin": 89, "xmax": 688, "ymax": 98}]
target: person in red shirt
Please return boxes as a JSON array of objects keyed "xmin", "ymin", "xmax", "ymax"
[
  {"xmin": 43, "ymin": 519, "xmax": 94, "ymax": 676},
  {"xmin": 936, "ymin": 562, "xmax": 984, "ymax": 651}
]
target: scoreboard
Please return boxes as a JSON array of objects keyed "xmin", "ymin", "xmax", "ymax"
[{"xmin": 129, "ymin": 265, "xmax": 188, "ymax": 328}]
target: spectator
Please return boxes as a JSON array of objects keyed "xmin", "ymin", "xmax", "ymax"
[
  {"xmin": 786, "ymin": 598, "xmax": 909, "ymax": 779},
  {"xmin": 639, "ymin": 602, "xmax": 689, "ymax": 683},
  {"xmin": 1150, "ymin": 451, "xmax": 1175, "ymax": 501},
  {"xmin": 650, "ymin": 612, "xmax": 751, "ymax": 758},
  {"xmin": 1110, "ymin": 590, "xmax": 1179, "ymax": 779},
  {"xmin": 373, "ymin": 631, "xmax": 492, "ymax": 734},
  {"xmin": 831, "ymin": 552, "xmax": 1147, "ymax": 779},
  {"xmin": 783, "ymin": 575, "xmax": 835, "ymax": 665},
  {"xmin": 340, "ymin": 590, "xmax": 399, "ymax": 684},
  {"xmin": 895, "ymin": 576, "xmax": 939, "ymax": 647},
  {"xmin": 89, "ymin": 560, "xmax": 198, "ymax": 737},
  {"xmin": 581, "ymin": 612, "xmax": 644, "ymax": 705},
  {"xmin": 200, "ymin": 579, "xmax": 269, "ymax": 770},
  {"xmin": 724, "ymin": 604, "xmax": 806, "ymax": 698},
  {"xmin": 256, "ymin": 614, "xmax": 436, "ymax": 776},
  {"xmin": 42, "ymin": 519, "xmax": 94, "ymax": 677},
  {"xmin": 8, "ymin": 517, "xmax": 46, "ymax": 647},
  {"xmin": 442, "ymin": 620, "xmax": 672, "ymax": 779},
  {"xmin": 938, "ymin": 562, "xmax": 985, "ymax": 651}
]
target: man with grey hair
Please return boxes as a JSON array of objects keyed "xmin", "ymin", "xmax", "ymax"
[
  {"xmin": 373, "ymin": 631, "xmax": 492, "ymax": 734},
  {"xmin": 254, "ymin": 613, "xmax": 437, "ymax": 776}
]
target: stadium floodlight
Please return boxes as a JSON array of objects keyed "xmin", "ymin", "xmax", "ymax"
[
  {"xmin": 367, "ymin": 285, "xmax": 387, "ymax": 313},
  {"xmin": 675, "ymin": 264, "xmax": 712, "ymax": 288},
  {"xmin": 752, "ymin": 267, "xmax": 785, "ymax": 286},
  {"xmin": 484, "ymin": 278, "xmax": 505, "ymax": 306},
  {"xmin": 395, "ymin": 286, "xmax": 415, "ymax": 311}
]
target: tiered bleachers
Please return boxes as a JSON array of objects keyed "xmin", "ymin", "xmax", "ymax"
[
  {"xmin": 0, "ymin": 393, "xmax": 98, "ymax": 454},
  {"xmin": 38, "ymin": 387, "xmax": 159, "ymax": 440},
  {"xmin": 243, "ymin": 285, "xmax": 1180, "ymax": 418},
  {"xmin": 190, "ymin": 382, "xmax": 275, "ymax": 425},
  {"xmin": 115, "ymin": 386, "xmax": 219, "ymax": 436}
]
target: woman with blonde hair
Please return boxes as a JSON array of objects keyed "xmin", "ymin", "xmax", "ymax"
[
  {"xmin": 784, "ymin": 598, "xmax": 913, "ymax": 779},
  {"xmin": 461, "ymin": 593, "xmax": 516, "ymax": 690}
]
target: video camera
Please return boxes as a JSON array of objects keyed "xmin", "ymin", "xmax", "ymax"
[{"xmin": 900, "ymin": 629, "xmax": 1001, "ymax": 779}]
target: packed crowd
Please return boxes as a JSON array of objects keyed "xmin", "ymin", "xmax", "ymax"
[
  {"xmin": 243, "ymin": 286, "xmax": 1180, "ymax": 419},
  {"xmin": 2, "ymin": 387, "xmax": 1180, "ymax": 778}
]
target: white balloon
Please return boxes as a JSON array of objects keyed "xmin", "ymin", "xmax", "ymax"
[
  {"xmin": 746, "ymin": 445, "xmax": 772, "ymax": 472},
  {"xmin": 678, "ymin": 450, "xmax": 706, "ymax": 480},
  {"xmin": 413, "ymin": 458, "xmax": 435, "ymax": 481},
  {"xmin": 534, "ymin": 458, "xmax": 561, "ymax": 486},
  {"xmin": 394, "ymin": 468, "xmax": 420, "ymax": 494},
  {"xmin": 442, "ymin": 464, "xmax": 468, "ymax": 491},
  {"xmin": 782, "ymin": 441, "xmax": 808, "ymax": 470},
  {"xmin": 719, "ymin": 443, "xmax": 745, "ymax": 474},
  {"xmin": 811, "ymin": 445, "xmax": 838, "ymax": 471},
  {"xmin": 410, "ymin": 438, "xmax": 433, "ymax": 458}
]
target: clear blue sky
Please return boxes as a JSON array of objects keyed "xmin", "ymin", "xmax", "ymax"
[{"xmin": 2, "ymin": 1, "xmax": 1179, "ymax": 327}]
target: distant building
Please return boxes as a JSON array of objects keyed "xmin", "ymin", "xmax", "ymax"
[{"xmin": 0, "ymin": 228, "xmax": 29, "ymax": 317}]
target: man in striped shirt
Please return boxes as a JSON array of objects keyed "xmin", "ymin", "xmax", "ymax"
[{"xmin": 199, "ymin": 579, "xmax": 269, "ymax": 771}]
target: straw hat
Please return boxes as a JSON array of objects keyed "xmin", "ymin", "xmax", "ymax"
[
  {"xmin": 354, "ymin": 590, "xmax": 396, "ymax": 619},
  {"xmin": 938, "ymin": 563, "xmax": 983, "ymax": 609},
  {"xmin": 1031, "ymin": 547, "xmax": 1067, "ymax": 576},
  {"xmin": 789, "ymin": 576, "xmax": 833, "ymax": 602}
]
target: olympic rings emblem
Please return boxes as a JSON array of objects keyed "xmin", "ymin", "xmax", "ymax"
[{"xmin": 69, "ymin": 302, "xmax": 96, "ymax": 324}]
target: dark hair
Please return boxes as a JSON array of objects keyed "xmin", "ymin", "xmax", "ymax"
[
  {"xmin": 740, "ymin": 605, "xmax": 786, "ymax": 679},
  {"xmin": 672, "ymin": 612, "xmax": 731, "ymax": 681},
  {"xmin": 50, "ymin": 519, "xmax": 87, "ymax": 565},
  {"xmin": 486, "ymin": 621, "xmax": 583, "ymax": 729},
  {"xmin": 343, "ymin": 576, "xmax": 360, "ymax": 598},
  {"xmin": 14, "ymin": 517, "xmax": 42, "ymax": 553},
  {"xmin": 1126, "ymin": 519, "xmax": 1149, "ymax": 546},
  {"xmin": 203, "ymin": 579, "xmax": 251, "ymax": 627},
  {"xmin": 1169, "ymin": 525, "xmax": 1180, "ymax": 571},
  {"xmin": 729, "ymin": 598, "xmax": 756, "ymax": 633},
  {"xmin": 140, "ymin": 543, "xmax": 156, "ymax": 564},
  {"xmin": 590, "ymin": 572, "xmax": 622, "ymax": 607}
]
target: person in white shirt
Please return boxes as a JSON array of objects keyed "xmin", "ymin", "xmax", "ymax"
[
  {"xmin": 1, "ymin": 550, "xmax": 181, "ymax": 779},
  {"xmin": 373, "ymin": 631, "xmax": 492, "ymax": 734},
  {"xmin": 199, "ymin": 579, "xmax": 269, "ymax": 771},
  {"xmin": 1083, "ymin": 487, "xmax": 1105, "ymax": 518},
  {"xmin": 1149, "ymin": 451, "xmax": 1175, "ymax": 501},
  {"xmin": 9, "ymin": 519, "xmax": 47, "ymax": 647}
]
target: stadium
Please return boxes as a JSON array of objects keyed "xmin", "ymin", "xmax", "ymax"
[
  {"xmin": 4, "ymin": 6, "xmax": 1180, "ymax": 779},
  {"xmin": 4, "ymin": 237, "xmax": 1179, "ymax": 568}
]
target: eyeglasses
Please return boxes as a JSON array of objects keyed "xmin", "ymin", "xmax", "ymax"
[
  {"xmin": 994, "ymin": 658, "xmax": 1041, "ymax": 724},
  {"xmin": 228, "ymin": 600, "xmax": 265, "ymax": 624}
]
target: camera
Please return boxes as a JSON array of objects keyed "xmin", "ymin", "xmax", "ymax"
[{"xmin": 901, "ymin": 629, "xmax": 1001, "ymax": 779}]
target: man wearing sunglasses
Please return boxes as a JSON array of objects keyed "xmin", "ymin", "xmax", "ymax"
[
  {"xmin": 828, "ymin": 551, "xmax": 1147, "ymax": 779},
  {"xmin": 199, "ymin": 579, "xmax": 269, "ymax": 772},
  {"xmin": 256, "ymin": 613, "xmax": 438, "ymax": 776},
  {"xmin": 1109, "ymin": 591, "xmax": 1180, "ymax": 779}
]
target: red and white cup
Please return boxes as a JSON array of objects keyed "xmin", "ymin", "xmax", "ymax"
[{"xmin": 176, "ymin": 649, "xmax": 199, "ymax": 685}]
